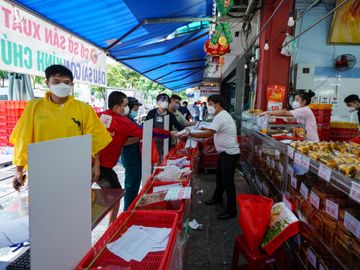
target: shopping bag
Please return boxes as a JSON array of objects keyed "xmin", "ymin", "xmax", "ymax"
[{"xmin": 237, "ymin": 194, "xmax": 273, "ymax": 253}]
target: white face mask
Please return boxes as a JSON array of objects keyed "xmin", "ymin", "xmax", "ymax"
[
  {"xmin": 49, "ymin": 83, "xmax": 72, "ymax": 98},
  {"xmin": 348, "ymin": 107, "xmax": 357, "ymax": 113},
  {"xmin": 292, "ymin": 101, "xmax": 301, "ymax": 109},
  {"xmin": 123, "ymin": 106, "xmax": 130, "ymax": 116},
  {"xmin": 159, "ymin": 101, "xmax": 169, "ymax": 109},
  {"xmin": 173, "ymin": 104, "xmax": 180, "ymax": 110},
  {"xmin": 207, "ymin": 105, "xmax": 216, "ymax": 115}
]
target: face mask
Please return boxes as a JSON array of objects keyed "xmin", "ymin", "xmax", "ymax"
[
  {"xmin": 49, "ymin": 83, "xmax": 72, "ymax": 98},
  {"xmin": 348, "ymin": 107, "xmax": 356, "ymax": 113},
  {"xmin": 129, "ymin": 110, "xmax": 138, "ymax": 119},
  {"xmin": 292, "ymin": 101, "xmax": 300, "ymax": 109},
  {"xmin": 173, "ymin": 104, "xmax": 180, "ymax": 110},
  {"xmin": 123, "ymin": 106, "xmax": 130, "ymax": 116},
  {"xmin": 159, "ymin": 101, "xmax": 169, "ymax": 109},
  {"xmin": 207, "ymin": 105, "xmax": 216, "ymax": 115}
]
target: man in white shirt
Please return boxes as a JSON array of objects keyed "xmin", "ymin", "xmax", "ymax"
[{"xmin": 185, "ymin": 95, "xmax": 240, "ymax": 220}]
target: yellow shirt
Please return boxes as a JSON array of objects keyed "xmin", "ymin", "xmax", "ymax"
[{"xmin": 10, "ymin": 92, "xmax": 112, "ymax": 167}]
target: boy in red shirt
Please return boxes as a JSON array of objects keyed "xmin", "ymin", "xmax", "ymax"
[{"xmin": 97, "ymin": 91, "xmax": 173, "ymax": 224}]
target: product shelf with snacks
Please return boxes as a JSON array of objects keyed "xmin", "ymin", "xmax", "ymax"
[{"xmin": 239, "ymin": 126, "xmax": 360, "ymax": 270}]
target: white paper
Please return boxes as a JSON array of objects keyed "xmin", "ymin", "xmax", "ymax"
[
  {"xmin": 164, "ymin": 187, "xmax": 192, "ymax": 201},
  {"xmin": 189, "ymin": 219, "xmax": 203, "ymax": 230},
  {"xmin": 0, "ymin": 216, "xmax": 29, "ymax": 248},
  {"xmin": 107, "ymin": 226, "xmax": 171, "ymax": 262},
  {"xmin": 153, "ymin": 183, "xmax": 182, "ymax": 193}
]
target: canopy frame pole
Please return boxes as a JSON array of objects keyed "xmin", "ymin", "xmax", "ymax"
[
  {"xmin": 160, "ymin": 70, "xmax": 203, "ymax": 84},
  {"xmin": 106, "ymin": 18, "xmax": 213, "ymax": 51},
  {"xmin": 115, "ymin": 31, "xmax": 209, "ymax": 61},
  {"xmin": 155, "ymin": 67, "xmax": 204, "ymax": 81},
  {"xmin": 142, "ymin": 58, "xmax": 205, "ymax": 74}
]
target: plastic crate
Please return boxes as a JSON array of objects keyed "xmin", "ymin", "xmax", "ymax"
[{"xmin": 76, "ymin": 211, "xmax": 179, "ymax": 270}]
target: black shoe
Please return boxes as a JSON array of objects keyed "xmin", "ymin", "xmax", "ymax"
[
  {"xmin": 217, "ymin": 212, "xmax": 237, "ymax": 220},
  {"xmin": 205, "ymin": 199, "xmax": 222, "ymax": 205}
]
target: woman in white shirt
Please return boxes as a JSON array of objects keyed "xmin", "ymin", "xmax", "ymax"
[{"xmin": 260, "ymin": 90, "xmax": 319, "ymax": 141}]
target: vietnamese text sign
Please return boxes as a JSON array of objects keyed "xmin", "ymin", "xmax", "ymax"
[{"xmin": 0, "ymin": 2, "xmax": 106, "ymax": 86}]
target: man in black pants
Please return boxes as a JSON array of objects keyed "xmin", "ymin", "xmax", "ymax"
[{"xmin": 183, "ymin": 95, "xmax": 240, "ymax": 220}]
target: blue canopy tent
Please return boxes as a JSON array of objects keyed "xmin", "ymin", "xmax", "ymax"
[{"xmin": 14, "ymin": 0, "xmax": 213, "ymax": 91}]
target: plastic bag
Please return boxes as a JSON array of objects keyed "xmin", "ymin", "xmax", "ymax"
[
  {"xmin": 261, "ymin": 202, "xmax": 300, "ymax": 255},
  {"xmin": 155, "ymin": 165, "xmax": 182, "ymax": 181},
  {"xmin": 237, "ymin": 194, "xmax": 273, "ymax": 253},
  {"xmin": 281, "ymin": 33, "xmax": 298, "ymax": 57}
]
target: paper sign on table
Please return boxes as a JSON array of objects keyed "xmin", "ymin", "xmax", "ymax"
[
  {"xmin": 310, "ymin": 191, "xmax": 320, "ymax": 209},
  {"xmin": 325, "ymin": 199, "xmax": 339, "ymax": 220},
  {"xmin": 287, "ymin": 146, "xmax": 294, "ymax": 159},
  {"xmin": 344, "ymin": 211, "xmax": 360, "ymax": 238},
  {"xmin": 294, "ymin": 152, "xmax": 302, "ymax": 165},
  {"xmin": 318, "ymin": 164, "xmax": 332, "ymax": 182},
  {"xmin": 300, "ymin": 155, "xmax": 310, "ymax": 170},
  {"xmin": 350, "ymin": 182, "xmax": 360, "ymax": 204},
  {"xmin": 164, "ymin": 187, "xmax": 191, "ymax": 201},
  {"xmin": 300, "ymin": 183, "xmax": 309, "ymax": 199}
]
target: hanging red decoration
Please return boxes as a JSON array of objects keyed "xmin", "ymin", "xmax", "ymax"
[{"xmin": 204, "ymin": 39, "xmax": 230, "ymax": 56}]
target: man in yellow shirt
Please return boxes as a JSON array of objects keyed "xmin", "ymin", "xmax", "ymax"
[{"xmin": 10, "ymin": 65, "xmax": 112, "ymax": 191}]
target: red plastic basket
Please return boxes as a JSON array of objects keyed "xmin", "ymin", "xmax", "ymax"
[
  {"xmin": 128, "ymin": 181, "xmax": 188, "ymax": 230},
  {"xmin": 76, "ymin": 211, "xmax": 179, "ymax": 270}
]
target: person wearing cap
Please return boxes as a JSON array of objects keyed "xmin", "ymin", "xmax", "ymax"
[
  {"xmin": 120, "ymin": 97, "xmax": 143, "ymax": 210},
  {"xmin": 146, "ymin": 93, "xmax": 184, "ymax": 160}
]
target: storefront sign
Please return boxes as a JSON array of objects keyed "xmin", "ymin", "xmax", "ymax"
[
  {"xmin": 350, "ymin": 182, "xmax": 360, "ymax": 204},
  {"xmin": 325, "ymin": 199, "xmax": 339, "ymax": 220},
  {"xmin": 318, "ymin": 164, "xmax": 332, "ymax": 182},
  {"xmin": 344, "ymin": 211, "xmax": 360, "ymax": 238},
  {"xmin": 0, "ymin": 2, "xmax": 107, "ymax": 86},
  {"xmin": 199, "ymin": 86, "xmax": 220, "ymax": 97},
  {"xmin": 310, "ymin": 191, "xmax": 320, "ymax": 209}
]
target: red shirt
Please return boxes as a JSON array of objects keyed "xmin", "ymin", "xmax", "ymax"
[{"xmin": 98, "ymin": 110, "xmax": 143, "ymax": 168}]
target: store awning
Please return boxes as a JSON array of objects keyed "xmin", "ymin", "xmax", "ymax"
[{"xmin": 14, "ymin": 0, "xmax": 212, "ymax": 91}]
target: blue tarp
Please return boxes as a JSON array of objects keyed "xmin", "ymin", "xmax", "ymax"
[{"xmin": 14, "ymin": 0, "xmax": 212, "ymax": 91}]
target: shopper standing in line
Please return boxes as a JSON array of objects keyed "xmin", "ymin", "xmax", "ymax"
[
  {"xmin": 192, "ymin": 102, "xmax": 200, "ymax": 121},
  {"xmin": 10, "ymin": 65, "xmax": 112, "ymax": 191},
  {"xmin": 146, "ymin": 93, "xmax": 184, "ymax": 160},
  {"xmin": 344, "ymin": 94, "xmax": 360, "ymax": 124},
  {"xmin": 259, "ymin": 90, "xmax": 319, "ymax": 141},
  {"xmin": 201, "ymin": 101, "xmax": 208, "ymax": 121},
  {"xmin": 183, "ymin": 95, "xmax": 240, "ymax": 220},
  {"xmin": 179, "ymin": 101, "xmax": 191, "ymax": 121},
  {"xmin": 98, "ymin": 91, "xmax": 175, "ymax": 224},
  {"xmin": 120, "ymin": 97, "xmax": 143, "ymax": 210}
]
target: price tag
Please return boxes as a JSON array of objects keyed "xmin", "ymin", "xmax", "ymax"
[
  {"xmin": 288, "ymin": 165, "xmax": 294, "ymax": 177},
  {"xmin": 300, "ymin": 183, "xmax": 309, "ymax": 199},
  {"xmin": 318, "ymin": 164, "xmax": 332, "ymax": 182},
  {"xmin": 350, "ymin": 182, "xmax": 360, "ymax": 204},
  {"xmin": 325, "ymin": 199, "xmax": 339, "ymax": 220},
  {"xmin": 290, "ymin": 176, "xmax": 297, "ymax": 189},
  {"xmin": 344, "ymin": 211, "xmax": 360, "ymax": 238},
  {"xmin": 307, "ymin": 248, "xmax": 317, "ymax": 268},
  {"xmin": 294, "ymin": 152, "xmax": 302, "ymax": 165},
  {"xmin": 275, "ymin": 150, "xmax": 280, "ymax": 159},
  {"xmin": 271, "ymin": 159, "xmax": 276, "ymax": 169},
  {"xmin": 300, "ymin": 155, "xmax": 310, "ymax": 170},
  {"xmin": 266, "ymin": 156, "xmax": 270, "ymax": 166},
  {"xmin": 287, "ymin": 146, "xmax": 294, "ymax": 159},
  {"xmin": 310, "ymin": 191, "xmax": 320, "ymax": 209},
  {"xmin": 279, "ymin": 162, "xmax": 284, "ymax": 174},
  {"xmin": 262, "ymin": 183, "xmax": 269, "ymax": 196}
]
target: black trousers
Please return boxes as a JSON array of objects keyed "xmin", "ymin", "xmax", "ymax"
[{"xmin": 212, "ymin": 152, "xmax": 240, "ymax": 214}]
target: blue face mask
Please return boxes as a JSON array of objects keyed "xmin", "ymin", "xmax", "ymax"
[{"xmin": 129, "ymin": 110, "xmax": 138, "ymax": 119}]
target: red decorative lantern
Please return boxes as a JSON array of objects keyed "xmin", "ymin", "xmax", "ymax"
[{"xmin": 204, "ymin": 39, "xmax": 230, "ymax": 56}]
